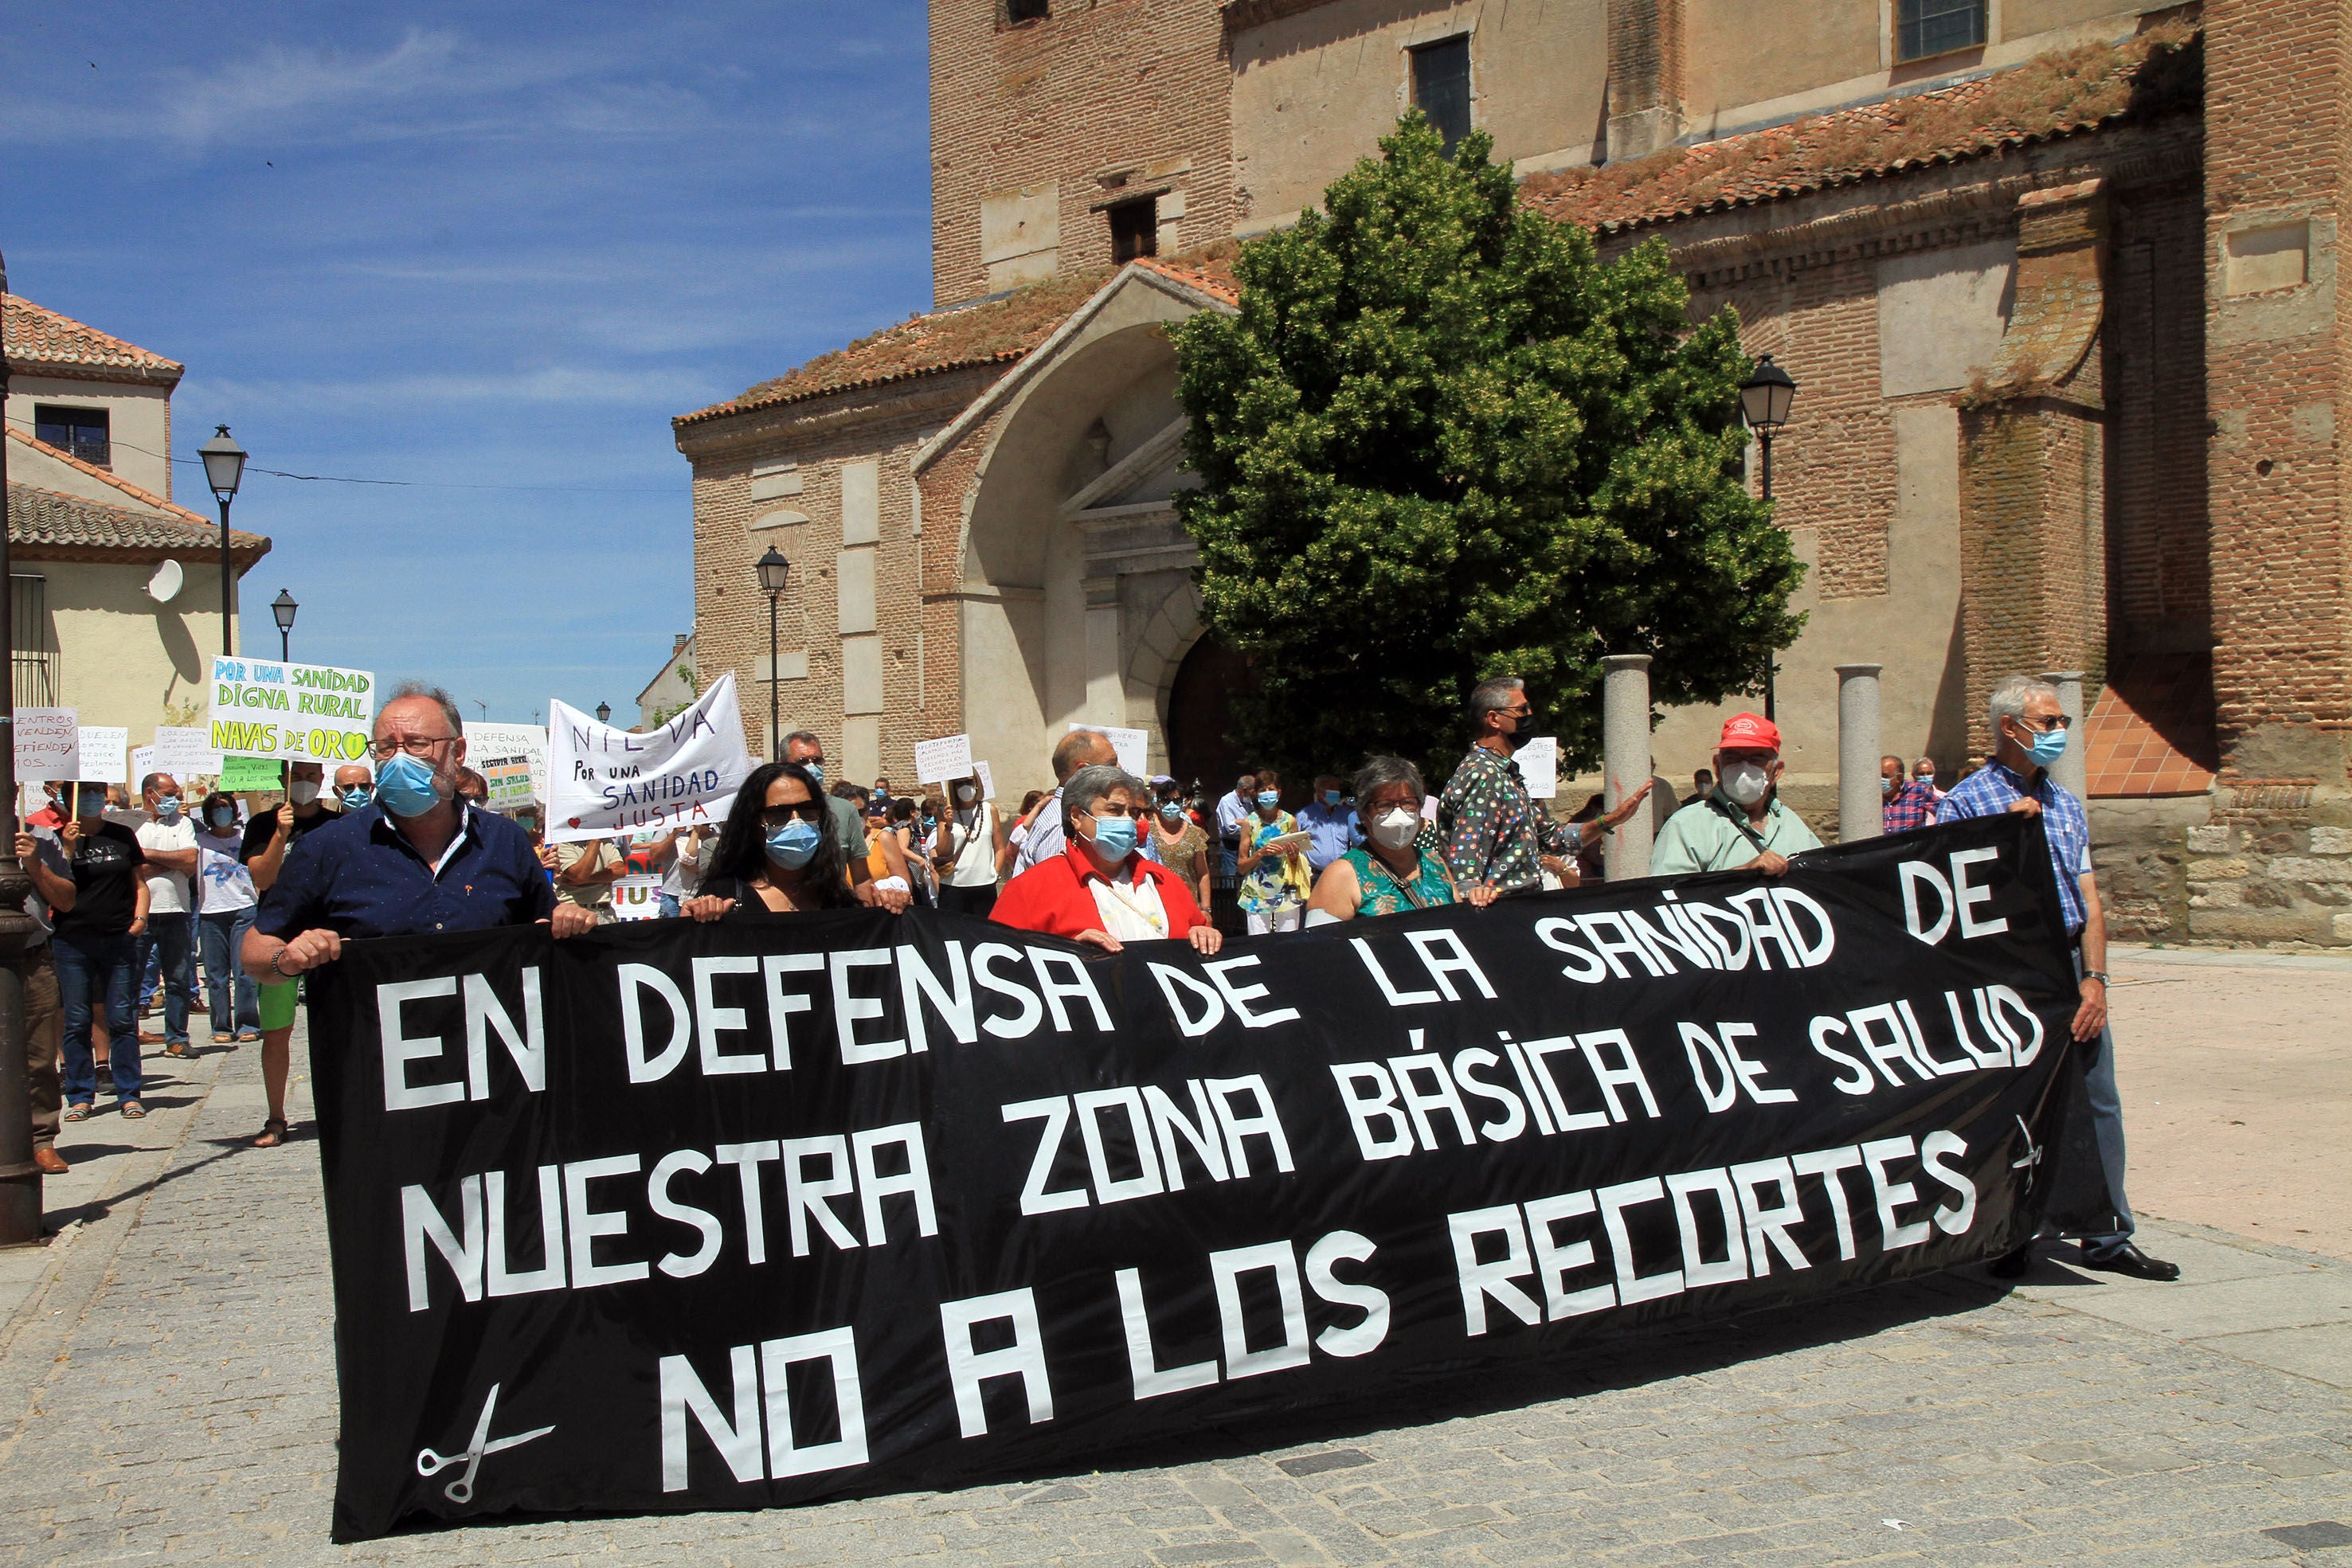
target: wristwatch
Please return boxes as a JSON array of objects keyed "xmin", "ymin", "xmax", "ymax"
[
  {"xmin": 270, "ymin": 948, "xmax": 299, "ymax": 979},
  {"xmin": 2081, "ymin": 969, "xmax": 2108, "ymax": 985}
]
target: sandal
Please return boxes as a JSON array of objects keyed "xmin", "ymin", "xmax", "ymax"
[
  {"xmin": 234, "ymin": 1030, "xmax": 260, "ymax": 1044},
  {"xmin": 62, "ymin": 1103, "xmax": 91, "ymax": 1122},
  {"xmin": 212, "ymin": 1032, "xmax": 234, "ymax": 1045},
  {"xmin": 254, "ymin": 1117, "xmax": 288, "ymax": 1148},
  {"xmin": 164, "ymin": 1044, "xmax": 190, "ymax": 1059},
  {"xmin": 121, "ymin": 1101, "xmax": 147, "ymax": 1120}
]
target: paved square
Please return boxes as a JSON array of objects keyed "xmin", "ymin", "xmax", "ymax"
[{"xmin": 2, "ymin": 948, "xmax": 2349, "ymax": 1565}]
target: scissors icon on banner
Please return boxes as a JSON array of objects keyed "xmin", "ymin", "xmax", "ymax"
[{"xmin": 415, "ymin": 1383, "xmax": 554, "ymax": 1504}]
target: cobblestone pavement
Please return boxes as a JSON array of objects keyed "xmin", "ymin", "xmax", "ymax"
[{"xmin": 2, "ymin": 1002, "xmax": 2350, "ymax": 1566}]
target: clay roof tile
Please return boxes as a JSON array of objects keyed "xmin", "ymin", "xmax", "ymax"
[{"xmin": 2, "ymin": 295, "xmax": 183, "ymax": 383}]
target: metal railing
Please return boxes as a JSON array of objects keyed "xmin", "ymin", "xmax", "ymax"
[{"xmin": 10, "ymin": 575, "xmax": 55, "ymax": 707}]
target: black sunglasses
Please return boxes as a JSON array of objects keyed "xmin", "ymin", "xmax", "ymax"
[{"xmin": 759, "ymin": 801, "xmax": 827, "ymax": 828}]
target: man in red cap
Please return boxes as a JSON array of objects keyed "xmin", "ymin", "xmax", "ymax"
[{"xmin": 1652, "ymin": 712, "xmax": 1822, "ymax": 875}]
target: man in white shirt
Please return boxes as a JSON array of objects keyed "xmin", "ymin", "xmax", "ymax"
[
  {"xmin": 1010, "ymin": 729, "xmax": 1164, "ymax": 874},
  {"xmin": 133, "ymin": 772, "xmax": 202, "ymax": 1058}
]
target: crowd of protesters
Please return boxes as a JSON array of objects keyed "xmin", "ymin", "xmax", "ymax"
[{"xmin": 9, "ymin": 664, "xmax": 2172, "ymax": 1283}]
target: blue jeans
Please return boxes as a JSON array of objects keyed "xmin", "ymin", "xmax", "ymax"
[
  {"xmin": 2076, "ymin": 954, "xmax": 2135, "ymax": 1253},
  {"xmin": 135, "ymin": 911, "xmax": 198, "ymax": 1046},
  {"xmin": 657, "ymin": 893, "xmax": 680, "ymax": 919},
  {"xmin": 198, "ymin": 909, "xmax": 260, "ymax": 1035},
  {"xmin": 56, "ymin": 932, "xmax": 140, "ymax": 1105}
]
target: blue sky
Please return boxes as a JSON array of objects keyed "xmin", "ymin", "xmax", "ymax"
[{"xmin": 4, "ymin": 1, "xmax": 931, "ymax": 724}]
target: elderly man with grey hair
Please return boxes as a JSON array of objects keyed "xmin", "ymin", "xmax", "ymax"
[
  {"xmin": 1440, "ymin": 675, "xmax": 1650, "ymax": 896},
  {"xmin": 1935, "ymin": 673, "xmax": 2178, "ymax": 1283},
  {"xmin": 991, "ymin": 763, "xmax": 1219, "ymax": 953}
]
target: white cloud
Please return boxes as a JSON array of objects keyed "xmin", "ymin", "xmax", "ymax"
[{"xmin": 187, "ymin": 365, "xmax": 726, "ymax": 413}]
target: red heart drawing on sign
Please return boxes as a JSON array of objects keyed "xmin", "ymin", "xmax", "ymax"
[{"xmin": 567, "ymin": 818, "xmax": 581, "ymax": 827}]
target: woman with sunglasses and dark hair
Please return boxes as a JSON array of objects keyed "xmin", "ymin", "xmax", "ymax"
[{"xmin": 682, "ymin": 761, "xmax": 860, "ymax": 920}]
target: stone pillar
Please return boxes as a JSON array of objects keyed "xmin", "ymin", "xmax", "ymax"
[
  {"xmin": 1603, "ymin": 0, "xmax": 1685, "ymax": 162},
  {"xmin": 2041, "ymin": 670, "xmax": 2088, "ymax": 803},
  {"xmin": 1603, "ymin": 655, "xmax": 1653, "ymax": 880},
  {"xmin": 1955, "ymin": 180, "xmax": 2109, "ymax": 759},
  {"xmin": 1836, "ymin": 663, "xmax": 1884, "ymax": 843}
]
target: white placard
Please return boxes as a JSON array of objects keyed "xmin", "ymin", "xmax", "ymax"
[
  {"xmin": 209, "ymin": 655, "xmax": 376, "ymax": 762},
  {"xmin": 153, "ymin": 726, "xmax": 221, "ymax": 777},
  {"xmin": 975, "ymin": 760, "xmax": 996, "ymax": 803},
  {"xmin": 609, "ymin": 874, "xmax": 664, "ymax": 921},
  {"xmin": 80, "ymin": 726, "xmax": 129, "ymax": 785},
  {"xmin": 130, "ymin": 745, "xmax": 158, "ymax": 788},
  {"xmin": 15, "ymin": 709, "xmax": 80, "ymax": 780},
  {"xmin": 545, "ymin": 671, "xmax": 753, "ymax": 843},
  {"xmin": 1520, "ymin": 736, "xmax": 1559, "ymax": 800},
  {"xmin": 914, "ymin": 733, "xmax": 974, "ymax": 786},
  {"xmin": 1066, "ymin": 721, "xmax": 1148, "ymax": 777},
  {"xmin": 469, "ymin": 721, "xmax": 548, "ymax": 809}
]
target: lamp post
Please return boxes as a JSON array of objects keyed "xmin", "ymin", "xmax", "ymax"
[
  {"xmin": 0, "ymin": 248, "xmax": 45, "ymax": 1245},
  {"xmin": 595, "ymin": 702, "xmax": 612, "ymax": 725},
  {"xmin": 198, "ymin": 426, "xmax": 248, "ymax": 661},
  {"xmin": 1739, "ymin": 354, "xmax": 1798, "ymax": 721},
  {"xmin": 756, "ymin": 545, "xmax": 791, "ymax": 761},
  {"xmin": 270, "ymin": 588, "xmax": 298, "ymax": 663}
]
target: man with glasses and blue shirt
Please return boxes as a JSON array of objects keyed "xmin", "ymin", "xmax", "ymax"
[
  {"xmin": 242, "ymin": 685, "xmax": 596, "ymax": 1145},
  {"xmin": 1936, "ymin": 673, "xmax": 2179, "ymax": 1284}
]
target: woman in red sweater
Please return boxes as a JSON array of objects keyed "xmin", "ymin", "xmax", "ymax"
[{"xmin": 991, "ymin": 764, "xmax": 1223, "ymax": 955}]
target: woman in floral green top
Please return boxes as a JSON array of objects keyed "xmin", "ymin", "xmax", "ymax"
[
  {"xmin": 1309, "ymin": 757, "xmax": 1500, "ymax": 921},
  {"xmin": 1235, "ymin": 768, "xmax": 1312, "ymax": 933}
]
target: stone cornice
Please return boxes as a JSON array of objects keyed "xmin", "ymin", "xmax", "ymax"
[{"xmin": 674, "ymin": 366, "xmax": 996, "ymax": 464}]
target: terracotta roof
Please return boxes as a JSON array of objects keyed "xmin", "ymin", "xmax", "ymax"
[
  {"xmin": 2, "ymin": 295, "xmax": 184, "ymax": 384},
  {"xmin": 675, "ymin": 245, "xmax": 1238, "ymax": 430},
  {"xmin": 1521, "ymin": 22, "xmax": 2199, "ymax": 234},
  {"xmin": 5, "ymin": 425, "xmax": 216, "ymax": 526},
  {"xmin": 8, "ymin": 483, "xmax": 269, "ymax": 562}
]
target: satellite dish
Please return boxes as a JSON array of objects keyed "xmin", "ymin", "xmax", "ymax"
[{"xmin": 147, "ymin": 560, "xmax": 185, "ymax": 604}]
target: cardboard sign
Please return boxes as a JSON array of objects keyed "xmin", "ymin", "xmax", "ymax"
[
  {"xmin": 154, "ymin": 726, "xmax": 222, "ymax": 778},
  {"xmin": 15, "ymin": 709, "xmax": 79, "ymax": 781},
  {"xmin": 914, "ymin": 733, "xmax": 975, "ymax": 787},
  {"xmin": 975, "ymin": 759, "xmax": 996, "ymax": 803},
  {"xmin": 79, "ymin": 726, "xmax": 129, "ymax": 787},
  {"xmin": 130, "ymin": 745, "xmax": 158, "ymax": 789},
  {"xmin": 1066, "ymin": 721, "xmax": 1148, "ymax": 777},
  {"xmin": 210, "ymin": 655, "xmax": 377, "ymax": 762},
  {"xmin": 609, "ymin": 874, "xmax": 665, "ymax": 921},
  {"xmin": 1520, "ymin": 736, "xmax": 1560, "ymax": 800},
  {"xmin": 545, "ymin": 672, "xmax": 753, "ymax": 843},
  {"xmin": 470, "ymin": 722, "xmax": 548, "ymax": 809}
]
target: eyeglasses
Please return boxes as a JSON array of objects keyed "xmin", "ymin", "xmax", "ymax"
[
  {"xmin": 367, "ymin": 734, "xmax": 459, "ymax": 760},
  {"xmin": 2016, "ymin": 714, "xmax": 2072, "ymax": 733},
  {"xmin": 1081, "ymin": 801, "xmax": 1139, "ymax": 819},
  {"xmin": 760, "ymin": 801, "xmax": 826, "ymax": 828}
]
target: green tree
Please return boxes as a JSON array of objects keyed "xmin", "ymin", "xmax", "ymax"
[{"xmin": 1172, "ymin": 113, "xmax": 1803, "ymax": 786}]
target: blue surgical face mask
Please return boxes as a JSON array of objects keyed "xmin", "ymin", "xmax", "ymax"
[
  {"xmin": 1160, "ymin": 802, "xmax": 1184, "ymax": 823},
  {"xmin": 2025, "ymin": 725, "xmax": 2068, "ymax": 768},
  {"xmin": 765, "ymin": 817, "xmax": 823, "ymax": 870},
  {"xmin": 340, "ymin": 784, "xmax": 374, "ymax": 811},
  {"xmin": 154, "ymin": 796, "xmax": 182, "ymax": 820},
  {"xmin": 1321, "ymin": 790, "xmax": 1341, "ymax": 807},
  {"xmin": 1256, "ymin": 791, "xmax": 1279, "ymax": 809},
  {"xmin": 207, "ymin": 805, "xmax": 235, "ymax": 830},
  {"xmin": 76, "ymin": 788, "xmax": 105, "ymax": 818},
  {"xmin": 374, "ymin": 751, "xmax": 446, "ymax": 819},
  {"xmin": 800, "ymin": 761, "xmax": 824, "ymax": 788},
  {"xmin": 1086, "ymin": 813, "xmax": 1139, "ymax": 861}
]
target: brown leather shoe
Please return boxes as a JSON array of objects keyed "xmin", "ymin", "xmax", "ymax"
[{"xmin": 33, "ymin": 1146, "xmax": 68, "ymax": 1175}]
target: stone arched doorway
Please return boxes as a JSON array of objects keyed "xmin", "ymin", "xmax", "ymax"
[{"xmin": 1164, "ymin": 635, "xmax": 1257, "ymax": 801}]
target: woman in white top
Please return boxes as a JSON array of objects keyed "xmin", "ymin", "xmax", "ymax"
[
  {"xmin": 192, "ymin": 792, "xmax": 261, "ymax": 1043},
  {"xmin": 931, "ymin": 772, "xmax": 1007, "ymax": 918}
]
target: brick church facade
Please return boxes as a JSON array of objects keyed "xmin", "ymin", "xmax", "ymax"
[{"xmin": 676, "ymin": 0, "xmax": 2352, "ymax": 947}]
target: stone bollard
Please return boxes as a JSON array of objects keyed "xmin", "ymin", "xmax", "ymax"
[
  {"xmin": 1836, "ymin": 663, "xmax": 1884, "ymax": 843},
  {"xmin": 1603, "ymin": 655, "xmax": 1653, "ymax": 880},
  {"xmin": 2041, "ymin": 671, "xmax": 2088, "ymax": 802}
]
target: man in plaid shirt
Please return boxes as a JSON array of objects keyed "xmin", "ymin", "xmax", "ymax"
[{"xmin": 1880, "ymin": 753, "xmax": 1937, "ymax": 832}]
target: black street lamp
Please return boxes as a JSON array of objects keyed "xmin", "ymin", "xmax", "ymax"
[
  {"xmin": 756, "ymin": 545, "xmax": 791, "ymax": 761},
  {"xmin": 198, "ymin": 426, "xmax": 248, "ymax": 660},
  {"xmin": 271, "ymin": 588, "xmax": 299, "ymax": 662},
  {"xmin": 595, "ymin": 702, "xmax": 612, "ymax": 725},
  {"xmin": 1739, "ymin": 354, "xmax": 1798, "ymax": 720}
]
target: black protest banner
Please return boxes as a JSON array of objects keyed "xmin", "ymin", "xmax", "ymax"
[{"xmin": 310, "ymin": 815, "xmax": 2084, "ymax": 1541}]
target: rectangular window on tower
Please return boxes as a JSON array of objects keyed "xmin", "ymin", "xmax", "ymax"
[
  {"xmin": 1896, "ymin": 0, "xmax": 1986, "ymax": 61},
  {"xmin": 1411, "ymin": 36, "xmax": 1472, "ymax": 154},
  {"xmin": 1109, "ymin": 197, "xmax": 1159, "ymax": 264},
  {"xmin": 33, "ymin": 405, "xmax": 109, "ymax": 468},
  {"xmin": 1004, "ymin": 0, "xmax": 1050, "ymax": 22}
]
